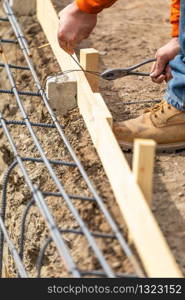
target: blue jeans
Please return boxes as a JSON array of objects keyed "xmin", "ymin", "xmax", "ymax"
[{"xmin": 165, "ymin": 0, "xmax": 185, "ymax": 110}]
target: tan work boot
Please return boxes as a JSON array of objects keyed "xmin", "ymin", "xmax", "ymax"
[{"xmin": 113, "ymin": 101, "xmax": 185, "ymax": 150}]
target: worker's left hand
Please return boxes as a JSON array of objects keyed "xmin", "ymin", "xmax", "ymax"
[{"xmin": 58, "ymin": 2, "xmax": 97, "ymax": 54}]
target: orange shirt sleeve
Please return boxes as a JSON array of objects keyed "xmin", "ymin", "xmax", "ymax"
[
  {"xmin": 170, "ymin": 0, "xmax": 180, "ymax": 37},
  {"xmin": 76, "ymin": 0, "xmax": 117, "ymax": 14}
]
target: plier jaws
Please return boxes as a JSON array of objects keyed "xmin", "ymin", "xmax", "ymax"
[{"xmin": 101, "ymin": 58, "xmax": 156, "ymax": 81}]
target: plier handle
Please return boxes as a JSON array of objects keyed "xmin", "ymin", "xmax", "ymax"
[{"xmin": 101, "ymin": 58, "xmax": 156, "ymax": 81}]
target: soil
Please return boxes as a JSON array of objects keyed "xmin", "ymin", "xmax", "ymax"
[
  {"xmin": 0, "ymin": 0, "xmax": 185, "ymax": 277},
  {"xmin": 87, "ymin": 0, "xmax": 185, "ymax": 275}
]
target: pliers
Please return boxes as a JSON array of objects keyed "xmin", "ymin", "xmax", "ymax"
[{"xmin": 101, "ymin": 58, "xmax": 156, "ymax": 81}]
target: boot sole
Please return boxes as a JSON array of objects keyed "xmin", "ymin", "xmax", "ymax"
[{"xmin": 118, "ymin": 140, "xmax": 185, "ymax": 152}]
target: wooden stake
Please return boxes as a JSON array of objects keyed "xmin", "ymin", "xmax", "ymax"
[
  {"xmin": 80, "ymin": 48, "xmax": 99, "ymax": 92},
  {"xmin": 133, "ymin": 139, "xmax": 156, "ymax": 207}
]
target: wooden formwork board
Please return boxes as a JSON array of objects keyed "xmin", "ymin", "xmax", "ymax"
[{"xmin": 36, "ymin": 0, "xmax": 182, "ymax": 277}]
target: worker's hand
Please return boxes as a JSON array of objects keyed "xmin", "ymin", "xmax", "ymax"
[
  {"xmin": 58, "ymin": 2, "xmax": 97, "ymax": 54},
  {"xmin": 150, "ymin": 37, "xmax": 180, "ymax": 83}
]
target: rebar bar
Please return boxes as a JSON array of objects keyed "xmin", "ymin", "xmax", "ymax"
[
  {"xmin": 0, "ymin": 62, "xmax": 30, "ymax": 70},
  {"xmin": 0, "ymin": 38, "xmax": 18, "ymax": 44},
  {"xmin": 79, "ymin": 270, "xmax": 136, "ymax": 278},
  {"xmin": 36, "ymin": 229, "xmax": 116, "ymax": 278},
  {"xmin": 2, "ymin": 47, "xmax": 116, "ymax": 275},
  {"xmin": 0, "ymin": 160, "xmax": 18, "ymax": 275},
  {"xmin": 43, "ymin": 191, "xmax": 96, "ymax": 202},
  {"xmin": 0, "ymin": 116, "xmax": 81, "ymax": 278},
  {"xmin": 0, "ymin": 89, "xmax": 41, "ymax": 97},
  {"xmin": 0, "ymin": 17, "xmax": 8, "ymax": 21},
  {"xmin": 0, "ymin": 120, "xmax": 64, "ymax": 129},
  {"xmin": 19, "ymin": 199, "xmax": 35, "ymax": 260},
  {"xmin": 3, "ymin": 0, "xmax": 143, "ymax": 276},
  {"xmin": 0, "ymin": 215, "xmax": 28, "ymax": 277}
]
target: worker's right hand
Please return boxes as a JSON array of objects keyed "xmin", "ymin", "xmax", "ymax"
[
  {"xmin": 58, "ymin": 2, "xmax": 97, "ymax": 54},
  {"xmin": 150, "ymin": 38, "xmax": 180, "ymax": 83}
]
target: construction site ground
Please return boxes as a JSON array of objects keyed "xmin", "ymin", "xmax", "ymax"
[{"xmin": 0, "ymin": 0, "xmax": 185, "ymax": 277}]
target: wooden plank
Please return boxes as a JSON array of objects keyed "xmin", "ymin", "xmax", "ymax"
[
  {"xmin": 94, "ymin": 93, "xmax": 113, "ymax": 128},
  {"xmin": 37, "ymin": 0, "xmax": 182, "ymax": 277},
  {"xmin": 133, "ymin": 139, "xmax": 156, "ymax": 207},
  {"xmin": 80, "ymin": 48, "xmax": 99, "ymax": 92},
  {"xmin": 94, "ymin": 113, "xmax": 182, "ymax": 277}
]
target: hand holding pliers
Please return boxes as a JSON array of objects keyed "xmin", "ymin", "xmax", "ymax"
[{"xmin": 101, "ymin": 58, "xmax": 156, "ymax": 81}]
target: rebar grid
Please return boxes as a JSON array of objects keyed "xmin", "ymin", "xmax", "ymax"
[{"xmin": 0, "ymin": 1, "xmax": 144, "ymax": 278}]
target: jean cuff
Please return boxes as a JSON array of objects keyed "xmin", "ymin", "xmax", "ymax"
[{"xmin": 164, "ymin": 89, "xmax": 185, "ymax": 111}]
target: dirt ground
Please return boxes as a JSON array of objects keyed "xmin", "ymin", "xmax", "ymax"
[
  {"xmin": 88, "ymin": 0, "xmax": 185, "ymax": 274},
  {"xmin": 0, "ymin": 0, "xmax": 185, "ymax": 277}
]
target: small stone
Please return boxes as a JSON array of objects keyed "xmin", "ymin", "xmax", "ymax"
[
  {"xmin": 178, "ymin": 192, "xmax": 184, "ymax": 197},
  {"xmin": 112, "ymin": 261, "xmax": 122, "ymax": 268},
  {"xmin": 99, "ymin": 222, "xmax": 111, "ymax": 232},
  {"xmin": 16, "ymin": 168, "xmax": 24, "ymax": 178},
  {"xmin": 99, "ymin": 51, "xmax": 107, "ymax": 56},
  {"xmin": 0, "ymin": 151, "xmax": 8, "ymax": 174},
  {"xmin": 10, "ymin": 0, "xmax": 36, "ymax": 16},
  {"xmin": 25, "ymin": 103, "xmax": 34, "ymax": 115},
  {"xmin": 46, "ymin": 73, "xmax": 77, "ymax": 115}
]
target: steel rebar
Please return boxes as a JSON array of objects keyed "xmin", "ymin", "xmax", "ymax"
[
  {"xmin": 0, "ymin": 0, "xmax": 145, "ymax": 278},
  {"xmin": 3, "ymin": 0, "xmax": 143, "ymax": 276}
]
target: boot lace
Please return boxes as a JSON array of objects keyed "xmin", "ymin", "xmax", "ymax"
[{"xmin": 144, "ymin": 101, "xmax": 171, "ymax": 118}]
